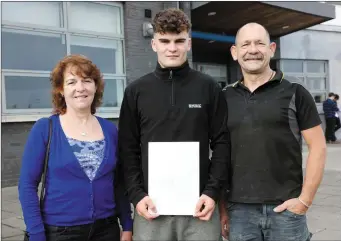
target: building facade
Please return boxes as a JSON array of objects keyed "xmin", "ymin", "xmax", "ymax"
[
  {"xmin": 279, "ymin": 3, "xmax": 341, "ymax": 115},
  {"xmin": 0, "ymin": 1, "xmax": 337, "ymax": 187},
  {"xmin": 276, "ymin": 4, "xmax": 341, "ymax": 137}
]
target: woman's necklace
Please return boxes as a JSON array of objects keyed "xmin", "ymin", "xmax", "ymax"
[{"xmin": 79, "ymin": 117, "xmax": 92, "ymax": 136}]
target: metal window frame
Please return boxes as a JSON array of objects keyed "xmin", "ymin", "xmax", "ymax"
[
  {"xmin": 281, "ymin": 59, "xmax": 305, "ymax": 73},
  {"xmin": 1, "ymin": 1, "xmax": 65, "ymax": 30},
  {"xmin": 1, "ymin": 71, "xmax": 125, "ymax": 122},
  {"xmin": 280, "ymin": 59, "xmax": 330, "ymax": 105},
  {"xmin": 2, "ymin": 71, "xmax": 53, "ymax": 114},
  {"xmin": 66, "ymin": 2, "xmax": 124, "ymax": 38},
  {"xmin": 1, "ymin": 1, "xmax": 126, "ymax": 122},
  {"xmin": 194, "ymin": 62, "xmax": 228, "ymax": 78}
]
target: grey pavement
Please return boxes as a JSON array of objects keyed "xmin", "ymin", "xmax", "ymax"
[{"xmin": 1, "ymin": 145, "xmax": 341, "ymax": 241}]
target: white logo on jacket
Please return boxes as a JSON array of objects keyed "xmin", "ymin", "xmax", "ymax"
[{"xmin": 188, "ymin": 104, "xmax": 201, "ymax": 108}]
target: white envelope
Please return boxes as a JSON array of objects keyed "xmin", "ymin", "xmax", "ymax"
[{"xmin": 148, "ymin": 142, "xmax": 200, "ymax": 215}]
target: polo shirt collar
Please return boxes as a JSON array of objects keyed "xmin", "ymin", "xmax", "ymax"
[{"xmin": 232, "ymin": 70, "xmax": 284, "ymax": 88}]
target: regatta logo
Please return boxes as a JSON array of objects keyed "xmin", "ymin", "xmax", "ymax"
[{"xmin": 188, "ymin": 104, "xmax": 201, "ymax": 108}]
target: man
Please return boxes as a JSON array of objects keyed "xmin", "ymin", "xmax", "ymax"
[
  {"xmin": 220, "ymin": 23, "xmax": 327, "ymax": 241},
  {"xmin": 323, "ymin": 92, "xmax": 340, "ymax": 143},
  {"xmin": 118, "ymin": 8, "xmax": 230, "ymax": 241},
  {"xmin": 333, "ymin": 94, "xmax": 341, "ymax": 134}
]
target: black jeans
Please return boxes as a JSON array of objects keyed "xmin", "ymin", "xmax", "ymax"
[
  {"xmin": 335, "ymin": 117, "xmax": 341, "ymax": 133},
  {"xmin": 325, "ymin": 117, "xmax": 337, "ymax": 142},
  {"xmin": 45, "ymin": 216, "xmax": 120, "ymax": 241}
]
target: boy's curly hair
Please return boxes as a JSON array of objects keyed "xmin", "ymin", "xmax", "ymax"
[{"xmin": 152, "ymin": 8, "xmax": 192, "ymax": 34}]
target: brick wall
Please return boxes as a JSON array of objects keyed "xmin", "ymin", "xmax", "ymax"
[
  {"xmin": 124, "ymin": 1, "xmax": 164, "ymax": 84},
  {"xmin": 1, "ymin": 119, "xmax": 118, "ymax": 187},
  {"xmin": 124, "ymin": 1, "xmax": 193, "ymax": 84},
  {"xmin": 2, "ymin": 122, "xmax": 33, "ymax": 187}
]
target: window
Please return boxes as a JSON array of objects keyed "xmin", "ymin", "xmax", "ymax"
[
  {"xmin": 70, "ymin": 35, "xmax": 124, "ymax": 74},
  {"xmin": 196, "ymin": 63, "xmax": 227, "ymax": 82},
  {"xmin": 196, "ymin": 63, "xmax": 227, "ymax": 88},
  {"xmin": 2, "ymin": 2, "xmax": 63, "ymax": 28},
  {"xmin": 68, "ymin": 2, "xmax": 122, "ymax": 35},
  {"xmin": 3, "ymin": 75, "xmax": 53, "ymax": 111},
  {"xmin": 281, "ymin": 59, "xmax": 329, "ymax": 104},
  {"xmin": 282, "ymin": 60, "xmax": 304, "ymax": 73},
  {"xmin": 100, "ymin": 78, "xmax": 125, "ymax": 108},
  {"xmin": 1, "ymin": 2, "xmax": 125, "ymax": 122},
  {"xmin": 2, "ymin": 29, "xmax": 67, "ymax": 71}
]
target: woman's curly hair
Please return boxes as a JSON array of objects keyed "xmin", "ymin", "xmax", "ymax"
[
  {"xmin": 50, "ymin": 54, "xmax": 104, "ymax": 115},
  {"xmin": 152, "ymin": 8, "xmax": 192, "ymax": 34}
]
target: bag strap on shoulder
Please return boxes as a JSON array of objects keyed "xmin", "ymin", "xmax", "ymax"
[{"xmin": 39, "ymin": 117, "xmax": 52, "ymax": 208}]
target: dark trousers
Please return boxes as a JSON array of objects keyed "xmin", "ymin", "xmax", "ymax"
[
  {"xmin": 325, "ymin": 117, "xmax": 337, "ymax": 141},
  {"xmin": 45, "ymin": 215, "xmax": 120, "ymax": 241},
  {"xmin": 335, "ymin": 117, "xmax": 341, "ymax": 132}
]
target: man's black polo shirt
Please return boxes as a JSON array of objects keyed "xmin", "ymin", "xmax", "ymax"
[{"xmin": 223, "ymin": 70, "xmax": 321, "ymax": 204}]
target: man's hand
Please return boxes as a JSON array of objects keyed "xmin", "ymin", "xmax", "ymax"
[
  {"xmin": 273, "ymin": 197, "xmax": 309, "ymax": 215},
  {"xmin": 121, "ymin": 231, "xmax": 132, "ymax": 241},
  {"xmin": 219, "ymin": 200, "xmax": 229, "ymax": 239},
  {"xmin": 136, "ymin": 196, "xmax": 159, "ymax": 221},
  {"xmin": 193, "ymin": 194, "xmax": 216, "ymax": 221}
]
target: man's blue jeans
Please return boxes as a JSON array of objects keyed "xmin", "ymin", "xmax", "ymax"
[{"xmin": 227, "ymin": 202, "xmax": 312, "ymax": 241}]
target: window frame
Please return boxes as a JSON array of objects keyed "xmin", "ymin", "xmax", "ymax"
[
  {"xmin": 280, "ymin": 59, "xmax": 329, "ymax": 106},
  {"xmin": 1, "ymin": 1, "xmax": 126, "ymax": 123},
  {"xmin": 2, "ymin": 70, "xmax": 53, "ymax": 114},
  {"xmin": 69, "ymin": 34, "xmax": 125, "ymax": 75},
  {"xmin": 66, "ymin": 1, "xmax": 124, "ymax": 38},
  {"xmin": 1, "ymin": 1, "xmax": 66, "ymax": 31},
  {"xmin": 194, "ymin": 63, "xmax": 228, "ymax": 80}
]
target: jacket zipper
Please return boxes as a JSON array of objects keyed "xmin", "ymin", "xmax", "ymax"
[{"xmin": 169, "ymin": 70, "xmax": 174, "ymax": 106}]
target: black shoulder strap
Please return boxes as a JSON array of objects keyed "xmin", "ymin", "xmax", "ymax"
[{"xmin": 39, "ymin": 117, "xmax": 52, "ymax": 208}]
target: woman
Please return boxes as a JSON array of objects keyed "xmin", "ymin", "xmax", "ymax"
[{"xmin": 18, "ymin": 54, "xmax": 133, "ymax": 241}]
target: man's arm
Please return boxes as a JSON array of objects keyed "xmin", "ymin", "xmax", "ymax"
[
  {"xmin": 300, "ymin": 125, "xmax": 326, "ymax": 206},
  {"xmin": 118, "ymin": 86, "xmax": 147, "ymax": 207},
  {"xmin": 296, "ymin": 84, "xmax": 326, "ymax": 206},
  {"xmin": 202, "ymin": 82, "xmax": 230, "ymax": 201},
  {"xmin": 273, "ymin": 84, "xmax": 326, "ymax": 214}
]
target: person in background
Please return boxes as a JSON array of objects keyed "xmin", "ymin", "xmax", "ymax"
[
  {"xmin": 323, "ymin": 92, "xmax": 340, "ymax": 144},
  {"xmin": 118, "ymin": 8, "xmax": 230, "ymax": 241},
  {"xmin": 18, "ymin": 54, "xmax": 133, "ymax": 241},
  {"xmin": 220, "ymin": 22, "xmax": 326, "ymax": 241},
  {"xmin": 334, "ymin": 94, "xmax": 341, "ymax": 133}
]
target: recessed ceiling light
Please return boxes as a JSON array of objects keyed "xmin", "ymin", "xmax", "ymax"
[
  {"xmin": 282, "ymin": 25, "xmax": 290, "ymax": 29},
  {"xmin": 208, "ymin": 12, "xmax": 216, "ymax": 16},
  {"xmin": 208, "ymin": 40, "xmax": 215, "ymax": 44}
]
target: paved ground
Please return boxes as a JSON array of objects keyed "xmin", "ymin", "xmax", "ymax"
[{"xmin": 1, "ymin": 144, "xmax": 341, "ymax": 241}]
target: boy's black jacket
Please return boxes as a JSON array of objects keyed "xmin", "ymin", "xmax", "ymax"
[{"xmin": 118, "ymin": 61, "xmax": 230, "ymax": 207}]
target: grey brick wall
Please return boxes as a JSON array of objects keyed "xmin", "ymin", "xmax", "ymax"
[
  {"xmin": 124, "ymin": 1, "xmax": 193, "ymax": 84},
  {"xmin": 124, "ymin": 1, "xmax": 164, "ymax": 84},
  {"xmin": 1, "ymin": 122, "xmax": 33, "ymax": 188},
  {"xmin": 1, "ymin": 119, "xmax": 119, "ymax": 188}
]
